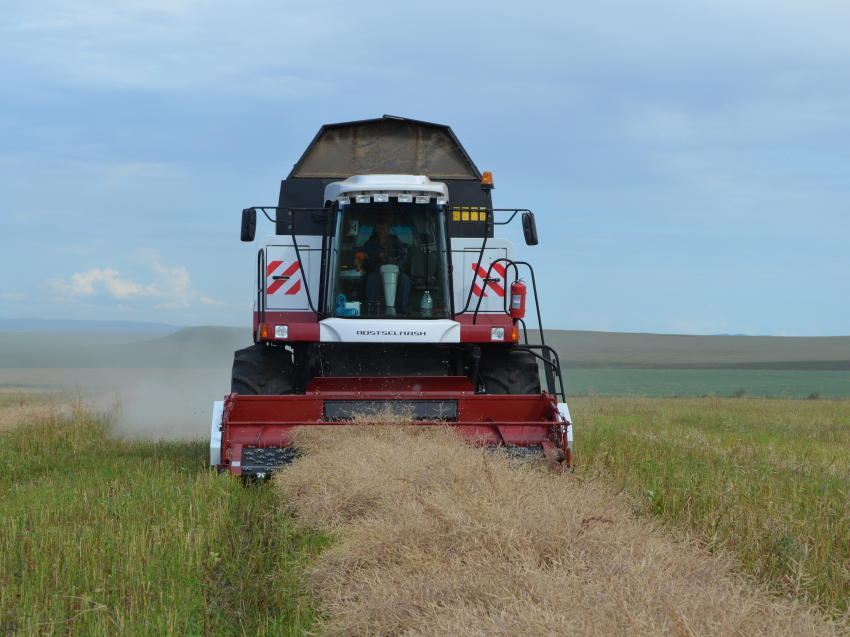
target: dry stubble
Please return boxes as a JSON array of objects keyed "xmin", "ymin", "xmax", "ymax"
[{"xmin": 275, "ymin": 421, "xmax": 847, "ymax": 637}]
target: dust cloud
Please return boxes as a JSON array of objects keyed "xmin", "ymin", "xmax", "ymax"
[
  {"xmin": 0, "ymin": 326, "xmax": 251, "ymax": 440},
  {"xmin": 114, "ymin": 368, "xmax": 232, "ymax": 440},
  {"xmin": 109, "ymin": 327, "xmax": 250, "ymax": 439}
]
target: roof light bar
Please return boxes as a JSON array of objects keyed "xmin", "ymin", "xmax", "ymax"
[
  {"xmin": 415, "ymin": 195, "xmax": 430, "ymax": 204},
  {"xmin": 355, "ymin": 194, "xmax": 370, "ymax": 204}
]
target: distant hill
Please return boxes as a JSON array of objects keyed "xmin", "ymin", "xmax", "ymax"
[
  {"xmin": 1, "ymin": 326, "xmax": 848, "ymax": 370},
  {"xmin": 0, "ymin": 318, "xmax": 183, "ymax": 333},
  {"xmin": 0, "ymin": 326, "xmax": 252, "ymax": 368},
  {"xmin": 542, "ymin": 330, "xmax": 850, "ymax": 371}
]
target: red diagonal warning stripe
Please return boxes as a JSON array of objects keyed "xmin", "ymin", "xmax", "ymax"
[
  {"xmin": 267, "ymin": 261, "xmax": 301, "ymax": 294},
  {"xmin": 267, "ymin": 261, "xmax": 283, "ymax": 277},
  {"xmin": 267, "ymin": 280, "xmax": 284, "ymax": 295},
  {"xmin": 284, "ymin": 279, "xmax": 302, "ymax": 295},
  {"xmin": 473, "ymin": 264, "xmax": 505, "ymax": 296}
]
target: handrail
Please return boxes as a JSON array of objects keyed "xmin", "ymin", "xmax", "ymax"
[
  {"xmin": 256, "ymin": 249, "xmax": 266, "ymax": 333},
  {"xmin": 513, "ymin": 344, "xmax": 566, "ymax": 402},
  {"xmin": 453, "ymin": 208, "xmax": 533, "ymax": 315},
  {"xmin": 250, "ymin": 205, "xmax": 329, "ymax": 316},
  {"xmin": 288, "ymin": 208, "xmax": 329, "ymax": 315},
  {"xmin": 466, "ymin": 256, "xmax": 561, "ymax": 400}
]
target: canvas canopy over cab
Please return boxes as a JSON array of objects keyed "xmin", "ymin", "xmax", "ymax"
[{"xmin": 277, "ymin": 116, "xmax": 494, "ymax": 240}]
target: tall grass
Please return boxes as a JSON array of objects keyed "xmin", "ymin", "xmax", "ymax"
[
  {"xmin": 0, "ymin": 396, "xmax": 327, "ymax": 636},
  {"xmin": 275, "ymin": 422, "xmax": 845, "ymax": 636},
  {"xmin": 573, "ymin": 396, "xmax": 850, "ymax": 617}
]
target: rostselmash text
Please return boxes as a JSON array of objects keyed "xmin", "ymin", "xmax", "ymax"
[{"xmin": 356, "ymin": 330, "xmax": 428, "ymax": 337}]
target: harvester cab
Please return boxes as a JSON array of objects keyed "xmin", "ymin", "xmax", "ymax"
[{"xmin": 211, "ymin": 115, "xmax": 571, "ymax": 478}]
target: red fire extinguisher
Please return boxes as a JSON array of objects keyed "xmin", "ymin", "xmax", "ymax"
[{"xmin": 509, "ymin": 280, "xmax": 526, "ymax": 319}]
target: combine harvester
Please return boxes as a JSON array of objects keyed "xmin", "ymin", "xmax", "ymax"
[{"xmin": 210, "ymin": 116, "xmax": 571, "ymax": 477}]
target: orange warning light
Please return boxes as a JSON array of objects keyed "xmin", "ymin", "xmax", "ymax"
[
  {"xmin": 481, "ymin": 171, "xmax": 494, "ymax": 186},
  {"xmin": 259, "ymin": 323, "xmax": 269, "ymax": 339}
]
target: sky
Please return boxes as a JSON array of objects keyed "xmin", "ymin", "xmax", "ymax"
[{"xmin": 1, "ymin": 0, "xmax": 848, "ymax": 335}]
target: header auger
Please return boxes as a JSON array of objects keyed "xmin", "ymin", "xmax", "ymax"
[{"xmin": 210, "ymin": 115, "xmax": 572, "ymax": 477}]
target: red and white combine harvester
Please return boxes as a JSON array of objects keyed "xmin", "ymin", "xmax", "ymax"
[{"xmin": 210, "ymin": 116, "xmax": 571, "ymax": 477}]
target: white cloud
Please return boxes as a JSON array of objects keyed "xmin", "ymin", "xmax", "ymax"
[
  {"xmin": 150, "ymin": 261, "xmax": 194, "ymax": 308},
  {"xmin": 50, "ymin": 267, "xmax": 156, "ymax": 298},
  {"xmin": 48, "ymin": 256, "xmax": 199, "ymax": 308},
  {"xmin": 200, "ymin": 295, "xmax": 226, "ymax": 307}
]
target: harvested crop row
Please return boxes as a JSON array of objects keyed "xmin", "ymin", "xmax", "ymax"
[{"xmin": 275, "ymin": 423, "xmax": 847, "ymax": 637}]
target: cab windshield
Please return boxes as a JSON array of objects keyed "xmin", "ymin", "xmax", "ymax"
[{"xmin": 328, "ymin": 203, "xmax": 451, "ymax": 319}]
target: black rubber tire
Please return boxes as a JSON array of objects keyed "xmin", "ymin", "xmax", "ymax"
[
  {"xmin": 479, "ymin": 348, "xmax": 541, "ymax": 395},
  {"xmin": 231, "ymin": 344, "xmax": 294, "ymax": 395}
]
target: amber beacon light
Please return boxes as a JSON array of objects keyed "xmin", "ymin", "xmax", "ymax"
[{"xmin": 481, "ymin": 171, "xmax": 494, "ymax": 189}]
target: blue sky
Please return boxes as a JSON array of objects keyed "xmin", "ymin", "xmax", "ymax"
[{"xmin": 1, "ymin": 0, "xmax": 848, "ymax": 335}]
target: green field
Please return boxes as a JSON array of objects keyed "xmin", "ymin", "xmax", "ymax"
[
  {"xmin": 4, "ymin": 394, "xmax": 850, "ymax": 631},
  {"xmin": 0, "ymin": 398, "xmax": 327, "ymax": 635},
  {"xmin": 564, "ymin": 369, "xmax": 850, "ymax": 399},
  {"xmin": 574, "ymin": 396, "xmax": 850, "ymax": 616}
]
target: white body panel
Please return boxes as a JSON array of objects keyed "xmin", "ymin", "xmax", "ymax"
[
  {"xmin": 557, "ymin": 402, "xmax": 573, "ymax": 449},
  {"xmin": 259, "ymin": 235, "xmax": 322, "ymax": 312},
  {"xmin": 320, "ymin": 318, "xmax": 460, "ymax": 343},
  {"xmin": 451, "ymin": 238, "xmax": 516, "ymax": 315},
  {"xmin": 210, "ymin": 400, "xmax": 224, "ymax": 466}
]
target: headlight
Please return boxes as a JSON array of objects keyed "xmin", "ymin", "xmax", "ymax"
[
  {"xmin": 275, "ymin": 325, "xmax": 288, "ymax": 339},
  {"xmin": 491, "ymin": 327, "xmax": 505, "ymax": 341}
]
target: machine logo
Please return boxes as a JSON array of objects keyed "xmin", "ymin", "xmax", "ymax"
[
  {"xmin": 266, "ymin": 261, "xmax": 302, "ymax": 295},
  {"xmin": 356, "ymin": 330, "xmax": 427, "ymax": 337},
  {"xmin": 471, "ymin": 263, "xmax": 506, "ymax": 297}
]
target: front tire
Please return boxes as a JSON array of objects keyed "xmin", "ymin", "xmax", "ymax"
[
  {"xmin": 231, "ymin": 344, "xmax": 294, "ymax": 395},
  {"xmin": 479, "ymin": 348, "xmax": 541, "ymax": 395}
]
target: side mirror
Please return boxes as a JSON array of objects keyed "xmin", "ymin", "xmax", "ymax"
[
  {"xmin": 521, "ymin": 212, "xmax": 538, "ymax": 246},
  {"xmin": 241, "ymin": 208, "xmax": 257, "ymax": 242}
]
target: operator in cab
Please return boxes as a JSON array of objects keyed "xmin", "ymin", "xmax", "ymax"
[{"xmin": 354, "ymin": 218, "xmax": 411, "ymax": 315}]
